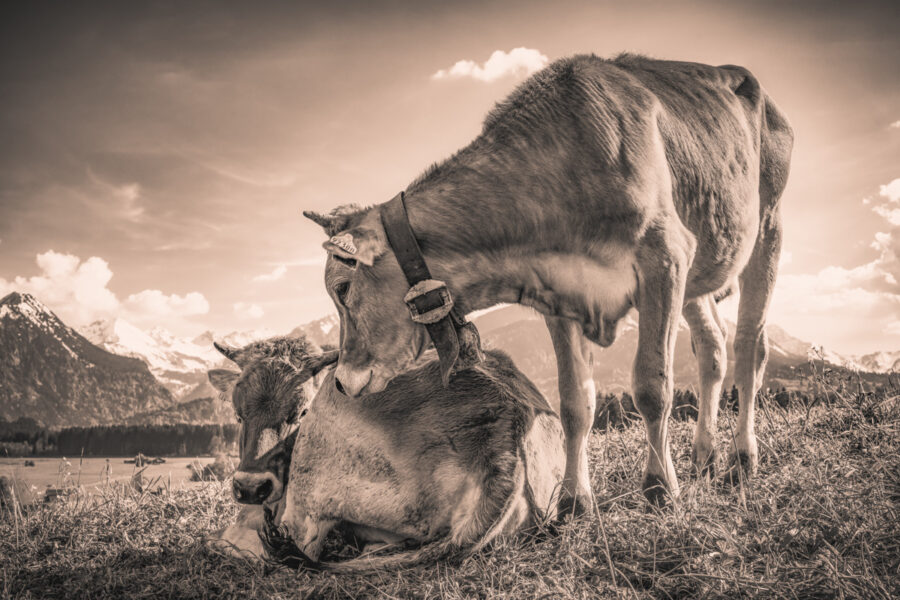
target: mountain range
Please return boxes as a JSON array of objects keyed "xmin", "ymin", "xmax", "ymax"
[
  {"xmin": 0, "ymin": 292, "xmax": 173, "ymax": 427},
  {"xmin": 1, "ymin": 291, "xmax": 896, "ymax": 428}
]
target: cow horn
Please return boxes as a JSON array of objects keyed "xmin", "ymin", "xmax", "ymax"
[
  {"xmin": 213, "ymin": 341, "xmax": 240, "ymax": 363},
  {"xmin": 302, "ymin": 204, "xmax": 363, "ymax": 236},
  {"xmin": 306, "ymin": 349, "xmax": 340, "ymax": 376},
  {"xmin": 302, "ymin": 210, "xmax": 335, "ymax": 230}
]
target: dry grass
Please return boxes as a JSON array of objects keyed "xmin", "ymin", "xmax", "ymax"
[{"xmin": 2, "ymin": 390, "xmax": 898, "ymax": 599}]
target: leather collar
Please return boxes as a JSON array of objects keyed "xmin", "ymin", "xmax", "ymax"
[{"xmin": 380, "ymin": 192, "xmax": 483, "ymax": 385}]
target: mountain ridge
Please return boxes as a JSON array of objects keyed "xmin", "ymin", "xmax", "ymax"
[
  {"xmin": 3, "ymin": 291, "xmax": 894, "ymax": 428},
  {"xmin": 0, "ymin": 292, "xmax": 175, "ymax": 427}
]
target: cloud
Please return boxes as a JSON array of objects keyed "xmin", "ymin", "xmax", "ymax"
[
  {"xmin": 0, "ymin": 251, "xmax": 119, "ymax": 325},
  {"xmin": 879, "ymin": 178, "xmax": 900, "ymax": 203},
  {"xmin": 233, "ymin": 302, "xmax": 264, "ymax": 319},
  {"xmin": 125, "ymin": 289, "xmax": 209, "ymax": 317},
  {"xmin": 768, "ymin": 177, "xmax": 900, "ymax": 348},
  {"xmin": 0, "ymin": 250, "xmax": 209, "ymax": 328},
  {"xmin": 890, "ymin": 120, "xmax": 900, "ymax": 130},
  {"xmin": 431, "ymin": 48, "xmax": 549, "ymax": 83},
  {"xmin": 86, "ymin": 169, "xmax": 145, "ymax": 222},
  {"xmin": 252, "ymin": 264, "xmax": 287, "ymax": 282}
]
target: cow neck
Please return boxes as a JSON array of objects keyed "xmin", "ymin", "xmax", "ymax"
[
  {"xmin": 402, "ymin": 180, "xmax": 533, "ymax": 314},
  {"xmin": 380, "ymin": 192, "xmax": 484, "ymax": 386}
]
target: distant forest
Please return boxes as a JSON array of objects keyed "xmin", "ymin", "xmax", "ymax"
[{"xmin": 0, "ymin": 418, "xmax": 239, "ymax": 457}]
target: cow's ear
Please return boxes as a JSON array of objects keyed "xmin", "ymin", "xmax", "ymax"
[
  {"xmin": 303, "ymin": 204, "xmax": 362, "ymax": 237},
  {"xmin": 323, "ymin": 227, "xmax": 385, "ymax": 266},
  {"xmin": 208, "ymin": 369, "xmax": 240, "ymax": 393},
  {"xmin": 306, "ymin": 349, "xmax": 340, "ymax": 377}
]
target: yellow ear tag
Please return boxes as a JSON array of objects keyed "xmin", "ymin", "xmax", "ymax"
[{"xmin": 329, "ymin": 233, "xmax": 357, "ymax": 255}]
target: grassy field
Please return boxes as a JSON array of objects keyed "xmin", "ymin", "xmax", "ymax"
[
  {"xmin": 2, "ymin": 387, "xmax": 898, "ymax": 599},
  {"xmin": 0, "ymin": 457, "xmax": 215, "ymax": 495}
]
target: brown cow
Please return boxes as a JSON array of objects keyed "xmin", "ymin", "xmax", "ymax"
[
  {"xmin": 206, "ymin": 335, "xmax": 338, "ymax": 558},
  {"xmin": 304, "ymin": 54, "xmax": 793, "ymax": 509},
  {"xmin": 207, "ymin": 339, "xmax": 566, "ymax": 570}
]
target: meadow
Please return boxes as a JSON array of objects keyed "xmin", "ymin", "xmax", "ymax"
[
  {"xmin": 2, "ymin": 384, "xmax": 898, "ymax": 599},
  {"xmin": 0, "ymin": 457, "xmax": 212, "ymax": 495}
]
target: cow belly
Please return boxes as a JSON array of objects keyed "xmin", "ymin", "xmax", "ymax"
[{"xmin": 517, "ymin": 251, "xmax": 636, "ymax": 334}]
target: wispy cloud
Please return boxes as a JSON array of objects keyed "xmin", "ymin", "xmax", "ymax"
[
  {"xmin": 889, "ymin": 120, "xmax": 900, "ymax": 129},
  {"xmin": 281, "ymin": 256, "xmax": 325, "ymax": 268},
  {"xmin": 86, "ymin": 168, "xmax": 145, "ymax": 223},
  {"xmin": 125, "ymin": 289, "xmax": 209, "ymax": 317},
  {"xmin": 233, "ymin": 302, "xmax": 264, "ymax": 319},
  {"xmin": 431, "ymin": 48, "xmax": 549, "ymax": 83},
  {"xmin": 252, "ymin": 264, "xmax": 287, "ymax": 282}
]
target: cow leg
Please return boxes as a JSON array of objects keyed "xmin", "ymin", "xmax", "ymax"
[
  {"xmin": 731, "ymin": 206, "xmax": 782, "ymax": 478},
  {"xmin": 207, "ymin": 505, "xmax": 268, "ymax": 559},
  {"xmin": 683, "ymin": 294, "xmax": 727, "ymax": 476},
  {"xmin": 633, "ymin": 224, "xmax": 693, "ymax": 506},
  {"xmin": 546, "ymin": 315, "xmax": 595, "ymax": 516}
]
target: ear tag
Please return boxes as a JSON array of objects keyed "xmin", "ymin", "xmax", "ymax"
[{"xmin": 329, "ymin": 233, "xmax": 357, "ymax": 255}]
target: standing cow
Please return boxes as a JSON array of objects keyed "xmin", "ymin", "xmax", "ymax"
[{"xmin": 304, "ymin": 54, "xmax": 793, "ymax": 510}]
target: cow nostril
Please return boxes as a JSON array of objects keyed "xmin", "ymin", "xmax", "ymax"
[
  {"xmin": 256, "ymin": 478, "xmax": 273, "ymax": 502},
  {"xmin": 334, "ymin": 377, "xmax": 345, "ymax": 395}
]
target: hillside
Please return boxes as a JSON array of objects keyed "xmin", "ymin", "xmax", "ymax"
[{"xmin": 0, "ymin": 292, "xmax": 174, "ymax": 427}]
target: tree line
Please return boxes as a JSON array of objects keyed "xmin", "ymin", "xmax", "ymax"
[{"xmin": 0, "ymin": 419, "xmax": 239, "ymax": 457}]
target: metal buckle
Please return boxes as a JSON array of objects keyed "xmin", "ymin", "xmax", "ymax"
[{"xmin": 403, "ymin": 279, "xmax": 454, "ymax": 325}]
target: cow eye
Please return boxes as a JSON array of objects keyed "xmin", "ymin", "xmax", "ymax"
[
  {"xmin": 236, "ymin": 415, "xmax": 243, "ymax": 424},
  {"xmin": 300, "ymin": 408, "xmax": 308, "ymax": 418},
  {"xmin": 334, "ymin": 281, "xmax": 350, "ymax": 306}
]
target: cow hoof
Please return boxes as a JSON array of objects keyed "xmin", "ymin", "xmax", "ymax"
[
  {"xmin": 690, "ymin": 446, "xmax": 718, "ymax": 478},
  {"xmin": 556, "ymin": 494, "xmax": 592, "ymax": 520},
  {"xmin": 722, "ymin": 449, "xmax": 758, "ymax": 486},
  {"xmin": 641, "ymin": 473, "xmax": 672, "ymax": 508}
]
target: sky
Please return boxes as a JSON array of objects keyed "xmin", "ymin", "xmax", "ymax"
[{"xmin": 1, "ymin": 0, "xmax": 899, "ymax": 354}]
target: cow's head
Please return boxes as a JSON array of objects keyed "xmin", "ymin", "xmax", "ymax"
[
  {"xmin": 208, "ymin": 336, "xmax": 338, "ymax": 505},
  {"xmin": 304, "ymin": 205, "xmax": 430, "ymax": 397}
]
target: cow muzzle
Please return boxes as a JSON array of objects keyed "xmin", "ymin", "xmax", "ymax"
[
  {"xmin": 334, "ymin": 364, "xmax": 374, "ymax": 397},
  {"xmin": 232, "ymin": 470, "xmax": 282, "ymax": 505}
]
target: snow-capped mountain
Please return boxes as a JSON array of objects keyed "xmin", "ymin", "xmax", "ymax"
[
  {"xmin": 801, "ymin": 345, "xmax": 900, "ymax": 374},
  {"xmin": 81, "ymin": 318, "xmax": 228, "ymax": 398},
  {"xmin": 289, "ymin": 313, "xmax": 340, "ymax": 349},
  {"xmin": 0, "ymin": 292, "xmax": 173, "ymax": 427},
  {"xmin": 852, "ymin": 350, "xmax": 900, "ymax": 374},
  {"xmin": 82, "ymin": 319, "xmax": 299, "ymax": 399}
]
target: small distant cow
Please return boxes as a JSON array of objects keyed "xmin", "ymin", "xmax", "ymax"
[
  {"xmin": 207, "ymin": 337, "xmax": 565, "ymax": 571},
  {"xmin": 304, "ymin": 54, "xmax": 793, "ymax": 509}
]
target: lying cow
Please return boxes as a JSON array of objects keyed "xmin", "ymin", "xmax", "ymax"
[
  {"xmin": 206, "ymin": 335, "xmax": 339, "ymax": 558},
  {"xmin": 208, "ymin": 337, "xmax": 565, "ymax": 571}
]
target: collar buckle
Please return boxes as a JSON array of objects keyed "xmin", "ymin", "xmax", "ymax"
[{"xmin": 403, "ymin": 279, "xmax": 454, "ymax": 324}]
